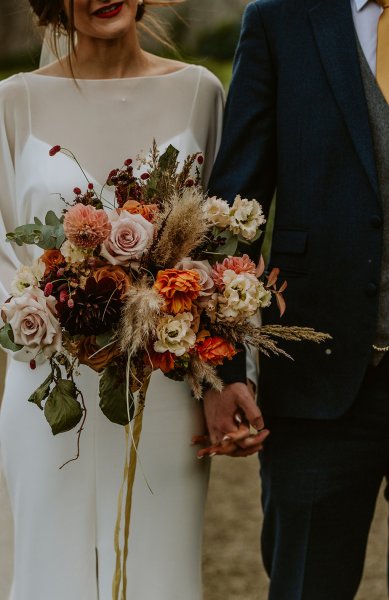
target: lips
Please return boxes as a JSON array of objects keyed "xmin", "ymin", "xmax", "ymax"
[{"xmin": 93, "ymin": 2, "xmax": 124, "ymax": 18}]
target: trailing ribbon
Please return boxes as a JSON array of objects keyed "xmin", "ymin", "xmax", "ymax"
[{"xmin": 112, "ymin": 377, "xmax": 149, "ymax": 600}]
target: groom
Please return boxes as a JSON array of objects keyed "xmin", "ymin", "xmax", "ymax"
[{"xmin": 204, "ymin": 0, "xmax": 389, "ymax": 597}]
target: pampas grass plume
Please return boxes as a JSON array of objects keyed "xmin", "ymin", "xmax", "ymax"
[
  {"xmin": 152, "ymin": 187, "xmax": 209, "ymax": 268},
  {"xmin": 119, "ymin": 280, "xmax": 164, "ymax": 355}
]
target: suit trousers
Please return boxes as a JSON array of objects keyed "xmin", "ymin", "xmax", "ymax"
[{"xmin": 260, "ymin": 353, "xmax": 389, "ymax": 600}]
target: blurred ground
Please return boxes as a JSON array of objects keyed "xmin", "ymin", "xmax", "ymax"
[{"xmin": 0, "ymin": 453, "xmax": 387, "ymax": 600}]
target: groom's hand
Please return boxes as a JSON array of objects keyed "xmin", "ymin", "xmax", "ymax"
[{"xmin": 200, "ymin": 382, "xmax": 267, "ymax": 457}]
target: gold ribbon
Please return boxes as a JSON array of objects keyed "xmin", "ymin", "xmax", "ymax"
[{"xmin": 112, "ymin": 378, "xmax": 149, "ymax": 600}]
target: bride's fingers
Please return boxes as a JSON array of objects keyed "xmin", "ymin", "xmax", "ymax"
[
  {"xmin": 197, "ymin": 430, "xmax": 270, "ymax": 458},
  {"xmin": 191, "ymin": 434, "xmax": 210, "ymax": 446}
]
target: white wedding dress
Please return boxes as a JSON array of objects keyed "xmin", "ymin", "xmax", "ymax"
[{"xmin": 0, "ymin": 66, "xmax": 224, "ymax": 600}]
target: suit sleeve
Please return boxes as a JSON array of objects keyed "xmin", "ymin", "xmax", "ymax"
[{"xmin": 209, "ymin": 1, "xmax": 277, "ymax": 385}]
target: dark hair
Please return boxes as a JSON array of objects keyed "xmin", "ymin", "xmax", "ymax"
[{"xmin": 29, "ymin": 0, "xmax": 183, "ymax": 65}]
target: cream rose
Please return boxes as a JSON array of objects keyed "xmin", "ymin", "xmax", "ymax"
[
  {"xmin": 2, "ymin": 288, "xmax": 62, "ymax": 357},
  {"xmin": 229, "ymin": 195, "xmax": 266, "ymax": 240},
  {"xmin": 154, "ymin": 312, "xmax": 196, "ymax": 356},
  {"xmin": 175, "ymin": 258, "xmax": 215, "ymax": 306},
  {"xmin": 100, "ymin": 211, "xmax": 154, "ymax": 267},
  {"xmin": 217, "ymin": 270, "xmax": 270, "ymax": 321},
  {"xmin": 203, "ymin": 196, "xmax": 231, "ymax": 229}
]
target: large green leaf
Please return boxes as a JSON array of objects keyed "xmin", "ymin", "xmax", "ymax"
[
  {"xmin": 99, "ymin": 364, "xmax": 133, "ymax": 426},
  {"xmin": 0, "ymin": 323, "xmax": 23, "ymax": 352},
  {"xmin": 44, "ymin": 379, "xmax": 83, "ymax": 435},
  {"xmin": 28, "ymin": 372, "xmax": 53, "ymax": 410},
  {"xmin": 158, "ymin": 145, "xmax": 179, "ymax": 171}
]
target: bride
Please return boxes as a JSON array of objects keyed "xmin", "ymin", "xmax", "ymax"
[{"xmin": 0, "ymin": 1, "xmax": 225, "ymax": 598}]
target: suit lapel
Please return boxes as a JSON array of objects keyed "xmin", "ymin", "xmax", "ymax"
[{"xmin": 309, "ymin": 0, "xmax": 379, "ymax": 198}]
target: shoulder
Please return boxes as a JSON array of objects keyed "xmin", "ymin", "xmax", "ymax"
[
  {"xmin": 0, "ymin": 73, "xmax": 28, "ymax": 103},
  {"xmin": 0, "ymin": 73, "xmax": 30, "ymax": 127},
  {"xmin": 187, "ymin": 65, "xmax": 224, "ymax": 98},
  {"xmin": 246, "ymin": 0, "xmax": 302, "ymax": 21}
]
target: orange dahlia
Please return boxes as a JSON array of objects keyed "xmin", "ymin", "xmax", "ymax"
[
  {"xmin": 196, "ymin": 336, "xmax": 237, "ymax": 366},
  {"xmin": 154, "ymin": 269, "xmax": 201, "ymax": 314}
]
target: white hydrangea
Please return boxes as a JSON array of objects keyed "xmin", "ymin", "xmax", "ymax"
[
  {"xmin": 154, "ymin": 312, "xmax": 196, "ymax": 356},
  {"xmin": 229, "ymin": 195, "xmax": 266, "ymax": 240},
  {"xmin": 217, "ymin": 270, "xmax": 271, "ymax": 321},
  {"xmin": 203, "ymin": 196, "xmax": 231, "ymax": 229},
  {"xmin": 11, "ymin": 259, "xmax": 45, "ymax": 297}
]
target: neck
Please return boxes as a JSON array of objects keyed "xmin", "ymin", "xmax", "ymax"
[{"xmin": 68, "ymin": 29, "xmax": 149, "ymax": 79}]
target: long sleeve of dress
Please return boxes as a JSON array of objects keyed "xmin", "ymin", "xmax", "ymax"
[{"xmin": 0, "ymin": 76, "xmax": 28, "ymax": 306}]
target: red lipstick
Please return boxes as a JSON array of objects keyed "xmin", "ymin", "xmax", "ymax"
[{"xmin": 93, "ymin": 2, "xmax": 123, "ymax": 19}]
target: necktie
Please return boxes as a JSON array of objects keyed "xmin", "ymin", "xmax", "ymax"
[{"xmin": 376, "ymin": 0, "xmax": 389, "ymax": 102}]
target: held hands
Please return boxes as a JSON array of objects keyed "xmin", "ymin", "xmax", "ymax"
[{"xmin": 194, "ymin": 382, "xmax": 270, "ymax": 458}]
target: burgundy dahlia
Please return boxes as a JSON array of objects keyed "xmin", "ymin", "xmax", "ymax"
[{"xmin": 56, "ymin": 276, "xmax": 122, "ymax": 336}]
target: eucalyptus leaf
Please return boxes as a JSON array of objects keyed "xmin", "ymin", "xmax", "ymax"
[
  {"xmin": 0, "ymin": 323, "xmax": 23, "ymax": 352},
  {"xmin": 44, "ymin": 379, "xmax": 83, "ymax": 435},
  {"xmin": 6, "ymin": 221, "xmax": 65, "ymax": 250},
  {"xmin": 99, "ymin": 364, "xmax": 132, "ymax": 426},
  {"xmin": 28, "ymin": 372, "xmax": 53, "ymax": 410},
  {"xmin": 45, "ymin": 211, "xmax": 61, "ymax": 227}
]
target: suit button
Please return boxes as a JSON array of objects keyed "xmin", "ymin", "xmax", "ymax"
[
  {"xmin": 370, "ymin": 215, "xmax": 382, "ymax": 228},
  {"xmin": 365, "ymin": 282, "xmax": 377, "ymax": 297}
]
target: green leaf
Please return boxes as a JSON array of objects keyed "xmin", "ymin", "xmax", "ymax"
[
  {"xmin": 0, "ymin": 323, "xmax": 23, "ymax": 352},
  {"xmin": 99, "ymin": 364, "xmax": 133, "ymax": 426},
  {"xmin": 95, "ymin": 330, "xmax": 114, "ymax": 348},
  {"xmin": 158, "ymin": 145, "xmax": 179, "ymax": 171},
  {"xmin": 28, "ymin": 372, "xmax": 53, "ymax": 410},
  {"xmin": 45, "ymin": 211, "xmax": 61, "ymax": 227},
  {"xmin": 44, "ymin": 379, "xmax": 83, "ymax": 435}
]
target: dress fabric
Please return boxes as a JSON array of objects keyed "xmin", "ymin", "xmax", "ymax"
[{"xmin": 0, "ymin": 67, "xmax": 224, "ymax": 600}]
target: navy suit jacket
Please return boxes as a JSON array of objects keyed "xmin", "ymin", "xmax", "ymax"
[{"xmin": 209, "ymin": 0, "xmax": 383, "ymax": 419}]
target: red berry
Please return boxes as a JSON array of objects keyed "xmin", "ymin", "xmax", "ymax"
[
  {"xmin": 140, "ymin": 173, "xmax": 150, "ymax": 181},
  {"xmin": 185, "ymin": 178, "xmax": 194, "ymax": 187},
  {"xmin": 49, "ymin": 145, "xmax": 61, "ymax": 157},
  {"xmin": 44, "ymin": 282, "xmax": 53, "ymax": 297},
  {"xmin": 73, "ymin": 187, "xmax": 81, "ymax": 195},
  {"xmin": 67, "ymin": 298, "xmax": 75, "ymax": 309},
  {"xmin": 88, "ymin": 183, "xmax": 94, "ymax": 190},
  {"xmin": 124, "ymin": 158, "xmax": 133, "ymax": 166},
  {"xmin": 29, "ymin": 359, "xmax": 36, "ymax": 370},
  {"xmin": 59, "ymin": 290, "xmax": 68, "ymax": 303},
  {"xmin": 197, "ymin": 154, "xmax": 204, "ymax": 165}
]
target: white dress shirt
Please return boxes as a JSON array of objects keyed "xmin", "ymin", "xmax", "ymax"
[{"xmin": 351, "ymin": 0, "xmax": 383, "ymax": 75}]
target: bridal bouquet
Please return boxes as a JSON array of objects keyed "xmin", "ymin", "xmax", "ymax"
[{"xmin": 0, "ymin": 143, "xmax": 328, "ymax": 442}]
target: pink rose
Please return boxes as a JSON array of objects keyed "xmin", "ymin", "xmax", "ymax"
[
  {"xmin": 175, "ymin": 258, "xmax": 216, "ymax": 306},
  {"xmin": 100, "ymin": 211, "xmax": 154, "ymax": 267},
  {"xmin": 2, "ymin": 288, "xmax": 62, "ymax": 358}
]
